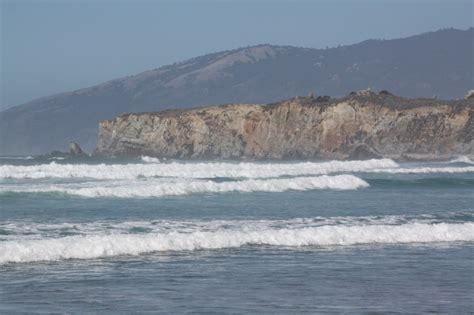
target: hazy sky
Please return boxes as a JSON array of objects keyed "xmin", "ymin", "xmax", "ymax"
[{"xmin": 1, "ymin": 0, "xmax": 473, "ymax": 110}]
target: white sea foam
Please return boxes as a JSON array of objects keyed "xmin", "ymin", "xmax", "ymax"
[
  {"xmin": 140, "ymin": 156, "xmax": 160, "ymax": 163},
  {"xmin": 48, "ymin": 157, "xmax": 66, "ymax": 161},
  {"xmin": 1, "ymin": 222, "xmax": 472, "ymax": 264},
  {"xmin": 0, "ymin": 156, "xmax": 34, "ymax": 160},
  {"xmin": 367, "ymin": 166, "xmax": 474, "ymax": 174},
  {"xmin": 3, "ymin": 212, "xmax": 472, "ymax": 241},
  {"xmin": 0, "ymin": 159, "xmax": 398, "ymax": 179},
  {"xmin": 0, "ymin": 175, "xmax": 369, "ymax": 198},
  {"xmin": 447, "ymin": 156, "xmax": 474, "ymax": 165}
]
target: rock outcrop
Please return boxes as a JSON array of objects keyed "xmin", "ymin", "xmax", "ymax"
[
  {"xmin": 95, "ymin": 93, "xmax": 473, "ymax": 160},
  {"xmin": 45, "ymin": 141, "xmax": 88, "ymax": 159},
  {"xmin": 68, "ymin": 141, "xmax": 87, "ymax": 156}
]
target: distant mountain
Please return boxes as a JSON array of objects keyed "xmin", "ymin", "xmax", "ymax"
[{"xmin": 1, "ymin": 28, "xmax": 473, "ymax": 155}]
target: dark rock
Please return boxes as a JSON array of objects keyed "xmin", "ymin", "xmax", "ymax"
[
  {"xmin": 69, "ymin": 141, "xmax": 86, "ymax": 156},
  {"xmin": 379, "ymin": 90, "xmax": 393, "ymax": 96},
  {"xmin": 348, "ymin": 144, "xmax": 382, "ymax": 160},
  {"xmin": 315, "ymin": 95, "xmax": 331, "ymax": 102},
  {"xmin": 44, "ymin": 142, "xmax": 87, "ymax": 159},
  {"xmin": 48, "ymin": 150, "xmax": 69, "ymax": 158}
]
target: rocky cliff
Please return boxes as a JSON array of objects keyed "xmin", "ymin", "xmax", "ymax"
[{"xmin": 95, "ymin": 91, "xmax": 473, "ymax": 160}]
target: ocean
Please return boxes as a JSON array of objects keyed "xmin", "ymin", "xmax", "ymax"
[{"xmin": 0, "ymin": 156, "xmax": 473, "ymax": 313}]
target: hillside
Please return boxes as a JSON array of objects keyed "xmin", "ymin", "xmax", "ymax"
[{"xmin": 1, "ymin": 28, "xmax": 473, "ymax": 155}]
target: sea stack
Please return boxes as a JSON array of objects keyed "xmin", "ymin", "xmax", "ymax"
[{"xmin": 68, "ymin": 141, "xmax": 87, "ymax": 157}]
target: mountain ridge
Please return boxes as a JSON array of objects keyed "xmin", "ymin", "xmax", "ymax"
[{"xmin": 1, "ymin": 28, "xmax": 473, "ymax": 155}]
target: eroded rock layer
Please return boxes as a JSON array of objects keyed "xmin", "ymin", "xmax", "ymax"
[{"xmin": 95, "ymin": 93, "xmax": 473, "ymax": 160}]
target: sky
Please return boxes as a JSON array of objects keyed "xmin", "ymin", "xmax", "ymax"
[{"xmin": 1, "ymin": 0, "xmax": 473, "ymax": 110}]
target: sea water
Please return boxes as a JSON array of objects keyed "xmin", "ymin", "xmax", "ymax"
[{"xmin": 0, "ymin": 156, "xmax": 473, "ymax": 313}]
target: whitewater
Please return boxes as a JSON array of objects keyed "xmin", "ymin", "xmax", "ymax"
[
  {"xmin": 0, "ymin": 158, "xmax": 399, "ymax": 179},
  {"xmin": 1, "ymin": 157, "xmax": 473, "ymax": 312},
  {"xmin": 1, "ymin": 219, "xmax": 472, "ymax": 264}
]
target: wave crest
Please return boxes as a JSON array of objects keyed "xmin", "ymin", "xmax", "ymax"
[
  {"xmin": 0, "ymin": 175, "xmax": 369, "ymax": 198},
  {"xmin": 140, "ymin": 156, "xmax": 160, "ymax": 163},
  {"xmin": 0, "ymin": 159, "xmax": 397, "ymax": 179},
  {"xmin": 1, "ymin": 222, "xmax": 472, "ymax": 264},
  {"xmin": 447, "ymin": 156, "xmax": 474, "ymax": 165},
  {"xmin": 368, "ymin": 166, "xmax": 474, "ymax": 174}
]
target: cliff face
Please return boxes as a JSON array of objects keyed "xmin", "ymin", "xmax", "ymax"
[{"xmin": 95, "ymin": 93, "xmax": 473, "ymax": 160}]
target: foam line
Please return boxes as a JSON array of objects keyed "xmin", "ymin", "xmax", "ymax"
[
  {"xmin": 0, "ymin": 159, "xmax": 398, "ymax": 179},
  {"xmin": 2, "ymin": 212, "xmax": 472, "ymax": 241},
  {"xmin": 140, "ymin": 156, "xmax": 160, "ymax": 163},
  {"xmin": 1, "ymin": 222, "xmax": 472, "ymax": 264},
  {"xmin": 0, "ymin": 175, "xmax": 369, "ymax": 198},
  {"xmin": 368, "ymin": 166, "xmax": 474, "ymax": 174},
  {"xmin": 0, "ymin": 156, "xmax": 34, "ymax": 160},
  {"xmin": 447, "ymin": 156, "xmax": 474, "ymax": 165}
]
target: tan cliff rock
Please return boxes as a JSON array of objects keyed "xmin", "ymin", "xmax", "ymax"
[{"xmin": 94, "ymin": 92, "xmax": 473, "ymax": 160}]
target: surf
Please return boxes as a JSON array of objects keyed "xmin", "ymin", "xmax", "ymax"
[
  {"xmin": 0, "ymin": 158, "xmax": 398, "ymax": 179},
  {"xmin": 1, "ymin": 221, "xmax": 472, "ymax": 264},
  {"xmin": 0, "ymin": 175, "xmax": 369, "ymax": 198}
]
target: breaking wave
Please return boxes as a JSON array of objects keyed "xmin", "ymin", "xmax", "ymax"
[
  {"xmin": 140, "ymin": 156, "xmax": 160, "ymax": 163},
  {"xmin": 447, "ymin": 156, "xmax": 474, "ymax": 165},
  {"xmin": 0, "ymin": 175, "xmax": 369, "ymax": 198},
  {"xmin": 0, "ymin": 156, "xmax": 34, "ymax": 160},
  {"xmin": 2, "ymin": 212, "xmax": 471, "ymax": 240},
  {"xmin": 367, "ymin": 166, "xmax": 474, "ymax": 174},
  {"xmin": 367, "ymin": 177, "xmax": 474, "ymax": 188},
  {"xmin": 2, "ymin": 159, "xmax": 473, "ymax": 181},
  {"xmin": 0, "ymin": 158, "xmax": 398, "ymax": 179},
  {"xmin": 1, "ymin": 221, "xmax": 472, "ymax": 264}
]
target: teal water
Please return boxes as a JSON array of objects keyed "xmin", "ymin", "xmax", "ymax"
[{"xmin": 0, "ymin": 157, "xmax": 473, "ymax": 313}]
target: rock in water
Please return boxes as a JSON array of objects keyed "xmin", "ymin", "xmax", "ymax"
[{"xmin": 69, "ymin": 142, "xmax": 86, "ymax": 156}]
